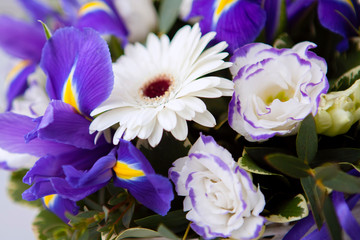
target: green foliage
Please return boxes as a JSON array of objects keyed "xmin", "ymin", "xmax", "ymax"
[
  {"xmin": 38, "ymin": 20, "xmax": 52, "ymax": 40},
  {"xmin": 8, "ymin": 169, "xmax": 41, "ymax": 207},
  {"xmin": 33, "ymin": 209, "xmax": 73, "ymax": 240},
  {"xmin": 265, "ymin": 153, "xmax": 312, "ymax": 178},
  {"xmin": 265, "ymin": 194, "xmax": 309, "ymax": 223},
  {"xmin": 158, "ymin": 0, "xmax": 182, "ymax": 34},
  {"xmin": 296, "ymin": 114, "xmax": 318, "ymax": 164}
]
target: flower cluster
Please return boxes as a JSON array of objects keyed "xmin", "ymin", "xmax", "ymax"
[{"xmin": 1, "ymin": 0, "xmax": 360, "ymax": 240}]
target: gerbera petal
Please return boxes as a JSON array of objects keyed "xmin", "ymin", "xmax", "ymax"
[
  {"xmin": 0, "ymin": 16, "xmax": 45, "ymax": 62},
  {"xmin": 41, "ymin": 27, "xmax": 114, "ymax": 116},
  {"xmin": 90, "ymin": 24, "xmax": 231, "ymax": 147},
  {"xmin": 77, "ymin": 0, "xmax": 128, "ymax": 44},
  {"xmin": 148, "ymin": 122, "xmax": 164, "ymax": 147},
  {"xmin": 193, "ymin": 110, "xmax": 216, "ymax": 127},
  {"xmin": 157, "ymin": 108, "xmax": 177, "ymax": 131},
  {"xmin": 171, "ymin": 116, "xmax": 188, "ymax": 141}
]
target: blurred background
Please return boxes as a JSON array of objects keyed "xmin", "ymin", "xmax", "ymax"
[{"xmin": 0, "ymin": 1, "xmax": 38, "ymax": 239}]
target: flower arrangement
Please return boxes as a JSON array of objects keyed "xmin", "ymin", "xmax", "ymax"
[{"xmin": 1, "ymin": 0, "xmax": 360, "ymax": 239}]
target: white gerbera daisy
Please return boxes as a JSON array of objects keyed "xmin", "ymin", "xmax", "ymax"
[{"xmin": 89, "ymin": 24, "xmax": 233, "ymax": 147}]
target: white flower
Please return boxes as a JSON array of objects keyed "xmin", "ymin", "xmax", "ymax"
[
  {"xmin": 169, "ymin": 134, "xmax": 266, "ymax": 240},
  {"xmin": 11, "ymin": 67, "xmax": 49, "ymax": 117},
  {"xmin": 228, "ymin": 42, "xmax": 329, "ymax": 142},
  {"xmin": 315, "ymin": 79, "xmax": 360, "ymax": 136},
  {"xmin": 90, "ymin": 24, "xmax": 233, "ymax": 147},
  {"xmin": 114, "ymin": 0, "xmax": 158, "ymax": 42}
]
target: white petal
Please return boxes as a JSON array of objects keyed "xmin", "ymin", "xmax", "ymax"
[
  {"xmin": 148, "ymin": 122, "xmax": 164, "ymax": 147},
  {"xmin": 165, "ymin": 99, "xmax": 186, "ymax": 111},
  {"xmin": 157, "ymin": 108, "xmax": 177, "ymax": 131},
  {"xmin": 171, "ymin": 116, "xmax": 188, "ymax": 141},
  {"xmin": 193, "ymin": 110, "xmax": 216, "ymax": 127},
  {"xmin": 137, "ymin": 118, "xmax": 156, "ymax": 139},
  {"xmin": 176, "ymin": 77, "xmax": 220, "ymax": 98}
]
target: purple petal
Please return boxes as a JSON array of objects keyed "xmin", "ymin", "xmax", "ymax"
[
  {"xmin": 17, "ymin": 0, "xmax": 59, "ymax": 23},
  {"xmin": 0, "ymin": 15, "xmax": 46, "ymax": 62},
  {"xmin": 264, "ymin": 0, "xmax": 282, "ymax": 42},
  {"xmin": 22, "ymin": 179, "xmax": 56, "ymax": 201},
  {"xmin": 6, "ymin": 60, "xmax": 36, "ymax": 111},
  {"xmin": 113, "ymin": 139, "xmax": 173, "ymax": 215},
  {"xmin": 63, "ymin": 148, "xmax": 116, "ymax": 188},
  {"xmin": 114, "ymin": 174, "xmax": 173, "ymax": 216},
  {"xmin": 41, "ymin": 27, "xmax": 114, "ymax": 116},
  {"xmin": 318, "ymin": 0, "xmax": 360, "ymax": 50},
  {"xmin": 35, "ymin": 100, "xmax": 97, "ymax": 149},
  {"xmin": 287, "ymin": 0, "xmax": 317, "ymax": 26},
  {"xmin": 42, "ymin": 194, "xmax": 79, "ymax": 223},
  {"xmin": 76, "ymin": 0, "xmax": 128, "ymax": 45},
  {"xmin": 332, "ymin": 192, "xmax": 360, "ymax": 239},
  {"xmin": 51, "ymin": 177, "xmax": 106, "ymax": 201},
  {"xmin": 0, "ymin": 112, "xmax": 76, "ymax": 157},
  {"xmin": 283, "ymin": 210, "xmax": 315, "ymax": 240}
]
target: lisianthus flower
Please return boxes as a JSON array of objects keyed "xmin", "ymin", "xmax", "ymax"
[
  {"xmin": 184, "ymin": 0, "xmax": 266, "ymax": 53},
  {"xmin": 90, "ymin": 23, "xmax": 233, "ymax": 147},
  {"xmin": 315, "ymin": 79, "xmax": 360, "ymax": 136},
  {"xmin": 228, "ymin": 42, "xmax": 329, "ymax": 142},
  {"xmin": 169, "ymin": 134, "xmax": 266, "ymax": 239}
]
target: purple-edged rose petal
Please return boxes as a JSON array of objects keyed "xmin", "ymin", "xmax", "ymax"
[
  {"xmin": 41, "ymin": 27, "xmax": 114, "ymax": 116},
  {"xmin": 0, "ymin": 16, "xmax": 46, "ymax": 62}
]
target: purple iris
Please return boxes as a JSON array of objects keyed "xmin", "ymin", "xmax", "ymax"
[
  {"xmin": 0, "ymin": 0, "xmax": 128, "ymax": 111},
  {"xmin": 184, "ymin": 0, "xmax": 285, "ymax": 53},
  {"xmin": 0, "ymin": 27, "xmax": 172, "ymax": 222},
  {"xmin": 287, "ymin": 0, "xmax": 360, "ymax": 51}
]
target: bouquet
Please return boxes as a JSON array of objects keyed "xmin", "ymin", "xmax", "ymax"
[{"xmin": 1, "ymin": 0, "xmax": 360, "ymax": 239}]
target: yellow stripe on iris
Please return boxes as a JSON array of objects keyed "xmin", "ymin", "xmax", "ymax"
[
  {"xmin": 43, "ymin": 194, "xmax": 56, "ymax": 208},
  {"xmin": 5, "ymin": 60, "xmax": 32, "ymax": 84},
  {"xmin": 113, "ymin": 161, "xmax": 145, "ymax": 180},
  {"xmin": 62, "ymin": 63, "xmax": 80, "ymax": 112},
  {"xmin": 214, "ymin": 0, "xmax": 238, "ymax": 22},
  {"xmin": 78, "ymin": 1, "xmax": 112, "ymax": 16}
]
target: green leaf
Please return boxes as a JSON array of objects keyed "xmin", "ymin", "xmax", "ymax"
[
  {"xmin": 122, "ymin": 203, "xmax": 135, "ymax": 228},
  {"xmin": 265, "ymin": 153, "xmax": 312, "ymax": 178},
  {"xmin": 33, "ymin": 209, "xmax": 72, "ymax": 240},
  {"xmin": 157, "ymin": 224, "xmax": 180, "ymax": 240},
  {"xmin": 296, "ymin": 114, "xmax": 318, "ymax": 163},
  {"xmin": 301, "ymin": 176, "xmax": 326, "ymax": 228},
  {"xmin": 273, "ymin": 33, "xmax": 294, "ymax": 49},
  {"xmin": 321, "ymin": 169, "xmax": 360, "ymax": 194},
  {"xmin": 7, "ymin": 169, "xmax": 42, "ymax": 207},
  {"xmin": 115, "ymin": 228, "xmax": 162, "ymax": 239},
  {"xmin": 38, "ymin": 20, "xmax": 52, "ymax": 39},
  {"xmin": 158, "ymin": 0, "xmax": 182, "ymax": 34},
  {"xmin": 265, "ymin": 194, "xmax": 309, "ymax": 223},
  {"xmin": 323, "ymin": 196, "xmax": 342, "ymax": 240},
  {"xmin": 331, "ymin": 64, "xmax": 360, "ymax": 91},
  {"xmin": 108, "ymin": 36, "xmax": 124, "ymax": 62},
  {"xmin": 134, "ymin": 210, "xmax": 188, "ymax": 233},
  {"xmin": 238, "ymin": 153, "xmax": 282, "ymax": 176},
  {"xmin": 313, "ymin": 148, "xmax": 360, "ymax": 167}
]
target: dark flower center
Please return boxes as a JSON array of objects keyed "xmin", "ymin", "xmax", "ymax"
[{"xmin": 142, "ymin": 77, "xmax": 172, "ymax": 98}]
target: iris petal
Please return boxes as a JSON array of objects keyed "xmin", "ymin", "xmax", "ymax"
[{"xmin": 41, "ymin": 27, "xmax": 114, "ymax": 117}]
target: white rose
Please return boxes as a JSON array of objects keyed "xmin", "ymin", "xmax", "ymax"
[
  {"xmin": 228, "ymin": 42, "xmax": 329, "ymax": 142},
  {"xmin": 169, "ymin": 134, "xmax": 265, "ymax": 239}
]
